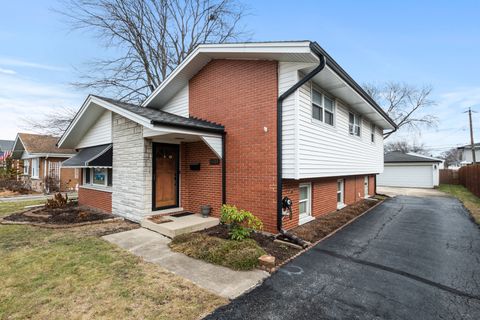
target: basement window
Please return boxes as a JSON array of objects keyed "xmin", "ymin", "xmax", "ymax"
[{"xmin": 337, "ymin": 179, "xmax": 346, "ymax": 209}]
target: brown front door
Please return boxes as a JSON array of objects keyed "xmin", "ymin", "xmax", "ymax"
[{"xmin": 153, "ymin": 143, "xmax": 179, "ymax": 210}]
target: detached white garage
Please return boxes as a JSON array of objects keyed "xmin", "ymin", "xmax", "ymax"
[{"xmin": 378, "ymin": 152, "xmax": 443, "ymax": 188}]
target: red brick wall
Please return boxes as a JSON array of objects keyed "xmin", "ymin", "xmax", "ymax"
[
  {"xmin": 189, "ymin": 59, "xmax": 278, "ymax": 232},
  {"xmin": 78, "ymin": 187, "xmax": 112, "ymax": 213},
  {"xmin": 180, "ymin": 141, "xmax": 222, "ymax": 216},
  {"xmin": 282, "ymin": 180, "xmax": 300, "ymax": 229},
  {"xmin": 345, "ymin": 176, "xmax": 366, "ymax": 205},
  {"xmin": 281, "ymin": 175, "xmax": 375, "ymax": 230},
  {"xmin": 312, "ymin": 178, "xmax": 338, "ymax": 217},
  {"xmin": 369, "ymin": 175, "xmax": 375, "ymax": 196}
]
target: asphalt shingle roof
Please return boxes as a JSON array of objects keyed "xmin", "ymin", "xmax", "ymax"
[
  {"xmin": 384, "ymin": 152, "xmax": 442, "ymax": 163},
  {"xmin": 0, "ymin": 140, "xmax": 14, "ymax": 151},
  {"xmin": 93, "ymin": 95, "xmax": 224, "ymax": 133},
  {"xmin": 17, "ymin": 133, "xmax": 76, "ymax": 154}
]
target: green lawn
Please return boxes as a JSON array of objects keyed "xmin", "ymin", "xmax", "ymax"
[
  {"xmin": 0, "ymin": 200, "xmax": 226, "ymax": 319},
  {"xmin": 438, "ymin": 184, "xmax": 480, "ymax": 224}
]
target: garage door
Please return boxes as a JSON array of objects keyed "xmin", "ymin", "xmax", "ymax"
[{"xmin": 378, "ymin": 165, "xmax": 434, "ymax": 188}]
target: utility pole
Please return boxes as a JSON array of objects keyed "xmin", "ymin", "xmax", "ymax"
[{"xmin": 465, "ymin": 107, "xmax": 477, "ymax": 164}]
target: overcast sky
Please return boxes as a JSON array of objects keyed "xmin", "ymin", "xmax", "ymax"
[{"xmin": 1, "ymin": 0, "xmax": 479, "ymax": 155}]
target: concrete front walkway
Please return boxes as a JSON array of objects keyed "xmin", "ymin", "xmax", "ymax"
[{"xmin": 103, "ymin": 228, "xmax": 269, "ymax": 299}]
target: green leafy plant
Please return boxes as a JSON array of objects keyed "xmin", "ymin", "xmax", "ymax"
[{"xmin": 220, "ymin": 204, "xmax": 263, "ymax": 241}]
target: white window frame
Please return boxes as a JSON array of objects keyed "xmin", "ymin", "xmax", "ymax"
[
  {"xmin": 299, "ymin": 182, "xmax": 313, "ymax": 224},
  {"xmin": 82, "ymin": 167, "xmax": 112, "ymax": 189},
  {"xmin": 31, "ymin": 158, "xmax": 39, "ymax": 179},
  {"xmin": 364, "ymin": 176, "xmax": 370, "ymax": 198},
  {"xmin": 23, "ymin": 160, "xmax": 29, "ymax": 175},
  {"xmin": 370, "ymin": 123, "xmax": 376, "ymax": 143},
  {"xmin": 311, "ymin": 86, "xmax": 335, "ymax": 126},
  {"xmin": 337, "ymin": 179, "xmax": 345, "ymax": 209},
  {"xmin": 349, "ymin": 112, "xmax": 361, "ymax": 137}
]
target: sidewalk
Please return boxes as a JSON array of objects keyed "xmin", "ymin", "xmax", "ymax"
[
  {"xmin": 0, "ymin": 192, "xmax": 78, "ymax": 202},
  {"xmin": 103, "ymin": 228, "xmax": 269, "ymax": 299}
]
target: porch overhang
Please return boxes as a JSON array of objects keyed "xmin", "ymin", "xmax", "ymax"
[{"xmin": 143, "ymin": 126, "xmax": 223, "ymax": 159}]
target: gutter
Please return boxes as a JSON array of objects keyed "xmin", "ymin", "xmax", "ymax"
[{"xmin": 276, "ymin": 42, "xmax": 326, "ymax": 248}]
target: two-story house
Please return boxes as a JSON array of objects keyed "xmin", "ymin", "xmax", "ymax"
[
  {"xmin": 58, "ymin": 41, "xmax": 396, "ymax": 233},
  {"xmin": 458, "ymin": 143, "xmax": 480, "ymax": 165}
]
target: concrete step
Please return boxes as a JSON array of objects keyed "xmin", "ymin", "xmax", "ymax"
[{"xmin": 141, "ymin": 213, "xmax": 219, "ymax": 238}]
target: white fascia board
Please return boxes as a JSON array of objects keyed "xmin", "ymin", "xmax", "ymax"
[
  {"xmin": 58, "ymin": 95, "xmax": 152, "ymax": 148},
  {"xmin": 142, "ymin": 41, "xmax": 314, "ymax": 107},
  {"xmin": 144, "ymin": 124, "xmax": 222, "ymax": 138}
]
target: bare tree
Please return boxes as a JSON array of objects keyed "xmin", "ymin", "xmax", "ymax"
[
  {"xmin": 21, "ymin": 107, "xmax": 78, "ymax": 137},
  {"xmin": 385, "ymin": 139, "xmax": 428, "ymax": 155},
  {"xmin": 440, "ymin": 148, "xmax": 461, "ymax": 167},
  {"xmin": 364, "ymin": 82, "xmax": 437, "ymax": 139},
  {"xmin": 58, "ymin": 0, "xmax": 249, "ymax": 102}
]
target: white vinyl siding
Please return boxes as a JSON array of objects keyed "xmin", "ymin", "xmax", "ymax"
[
  {"xmin": 279, "ymin": 62, "xmax": 303, "ymax": 178},
  {"xmin": 281, "ymin": 76, "xmax": 384, "ymax": 179},
  {"xmin": 77, "ymin": 110, "xmax": 112, "ymax": 148},
  {"xmin": 162, "ymin": 84, "xmax": 189, "ymax": 117}
]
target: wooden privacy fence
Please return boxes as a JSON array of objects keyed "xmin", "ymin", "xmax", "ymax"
[
  {"xmin": 458, "ymin": 165, "xmax": 480, "ymax": 198},
  {"xmin": 439, "ymin": 169, "xmax": 459, "ymax": 185}
]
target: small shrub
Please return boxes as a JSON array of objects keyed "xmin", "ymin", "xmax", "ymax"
[
  {"xmin": 45, "ymin": 193, "xmax": 70, "ymax": 209},
  {"xmin": 220, "ymin": 204, "xmax": 263, "ymax": 241}
]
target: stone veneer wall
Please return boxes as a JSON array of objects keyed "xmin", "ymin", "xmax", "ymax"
[{"xmin": 112, "ymin": 114, "xmax": 152, "ymax": 222}]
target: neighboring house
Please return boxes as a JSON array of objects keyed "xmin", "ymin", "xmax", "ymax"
[
  {"xmin": 11, "ymin": 133, "xmax": 79, "ymax": 193},
  {"xmin": 457, "ymin": 143, "xmax": 480, "ymax": 165},
  {"xmin": 377, "ymin": 152, "xmax": 443, "ymax": 188},
  {"xmin": 0, "ymin": 140, "xmax": 14, "ymax": 166},
  {"xmin": 58, "ymin": 41, "xmax": 396, "ymax": 233}
]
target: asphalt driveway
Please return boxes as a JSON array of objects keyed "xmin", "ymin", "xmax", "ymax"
[{"xmin": 206, "ymin": 195, "xmax": 480, "ymax": 320}]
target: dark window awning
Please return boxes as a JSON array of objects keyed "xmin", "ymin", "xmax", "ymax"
[{"xmin": 62, "ymin": 144, "xmax": 112, "ymax": 168}]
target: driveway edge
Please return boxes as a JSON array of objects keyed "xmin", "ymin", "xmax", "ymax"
[{"xmin": 271, "ymin": 198, "xmax": 386, "ymax": 273}]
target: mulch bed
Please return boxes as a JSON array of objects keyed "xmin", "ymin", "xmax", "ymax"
[
  {"xmin": 200, "ymin": 225, "xmax": 301, "ymax": 265},
  {"xmin": 3, "ymin": 205, "xmax": 116, "ymax": 225},
  {"xmin": 290, "ymin": 198, "xmax": 380, "ymax": 243},
  {"xmin": 198, "ymin": 198, "xmax": 382, "ymax": 266}
]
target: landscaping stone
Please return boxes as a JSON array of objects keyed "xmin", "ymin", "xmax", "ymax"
[{"xmin": 258, "ymin": 255, "xmax": 275, "ymax": 270}]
